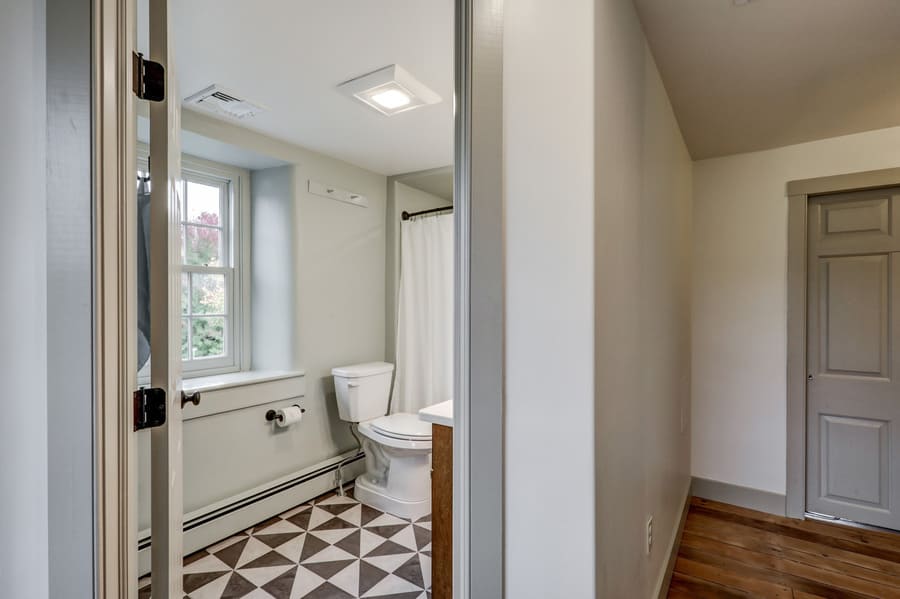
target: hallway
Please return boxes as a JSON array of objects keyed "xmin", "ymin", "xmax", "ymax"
[{"xmin": 669, "ymin": 498, "xmax": 900, "ymax": 597}]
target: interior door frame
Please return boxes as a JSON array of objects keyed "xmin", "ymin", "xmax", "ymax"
[
  {"xmin": 454, "ymin": 0, "xmax": 505, "ymax": 598},
  {"xmin": 94, "ymin": 0, "xmax": 138, "ymax": 594},
  {"xmin": 93, "ymin": 0, "xmax": 506, "ymax": 597},
  {"xmin": 785, "ymin": 167, "xmax": 900, "ymax": 520}
]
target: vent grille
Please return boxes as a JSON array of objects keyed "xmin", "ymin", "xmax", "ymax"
[
  {"xmin": 184, "ymin": 85, "xmax": 267, "ymax": 120},
  {"xmin": 211, "ymin": 91, "xmax": 240, "ymax": 103}
]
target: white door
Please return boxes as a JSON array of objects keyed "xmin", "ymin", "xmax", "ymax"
[
  {"xmin": 146, "ymin": 0, "xmax": 184, "ymax": 594},
  {"xmin": 807, "ymin": 188, "xmax": 900, "ymax": 530}
]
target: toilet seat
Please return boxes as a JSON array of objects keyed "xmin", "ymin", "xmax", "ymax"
[
  {"xmin": 370, "ymin": 412, "xmax": 432, "ymax": 441},
  {"xmin": 358, "ymin": 413, "xmax": 432, "ymax": 450}
]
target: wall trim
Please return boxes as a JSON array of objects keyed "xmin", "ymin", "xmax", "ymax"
[
  {"xmin": 691, "ymin": 477, "xmax": 786, "ymax": 516},
  {"xmin": 786, "ymin": 167, "xmax": 900, "ymax": 197},
  {"xmin": 94, "ymin": 0, "xmax": 137, "ymax": 594},
  {"xmin": 653, "ymin": 484, "xmax": 691, "ymax": 599}
]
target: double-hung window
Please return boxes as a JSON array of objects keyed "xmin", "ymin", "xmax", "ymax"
[{"xmin": 137, "ymin": 146, "xmax": 250, "ymax": 378}]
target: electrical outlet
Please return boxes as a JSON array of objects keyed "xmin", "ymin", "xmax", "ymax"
[{"xmin": 646, "ymin": 516, "xmax": 653, "ymax": 555}]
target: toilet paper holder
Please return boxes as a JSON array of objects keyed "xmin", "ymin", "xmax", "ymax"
[{"xmin": 265, "ymin": 405, "xmax": 305, "ymax": 423}]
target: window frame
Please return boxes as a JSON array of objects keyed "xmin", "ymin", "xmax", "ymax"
[{"xmin": 137, "ymin": 144, "xmax": 252, "ymax": 379}]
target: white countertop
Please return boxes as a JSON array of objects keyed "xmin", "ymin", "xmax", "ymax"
[{"xmin": 418, "ymin": 400, "xmax": 453, "ymax": 428}]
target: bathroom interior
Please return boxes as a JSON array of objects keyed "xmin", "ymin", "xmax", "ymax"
[{"xmin": 134, "ymin": 1, "xmax": 454, "ymax": 597}]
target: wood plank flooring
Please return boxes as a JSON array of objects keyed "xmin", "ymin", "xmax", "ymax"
[{"xmin": 668, "ymin": 497, "xmax": 900, "ymax": 598}]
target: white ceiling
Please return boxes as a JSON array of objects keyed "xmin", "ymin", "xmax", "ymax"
[
  {"xmin": 138, "ymin": 0, "xmax": 453, "ymax": 175},
  {"xmin": 633, "ymin": 0, "xmax": 900, "ymax": 159}
]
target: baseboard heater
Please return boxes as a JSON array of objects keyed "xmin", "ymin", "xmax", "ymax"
[{"xmin": 137, "ymin": 452, "xmax": 365, "ymax": 574}]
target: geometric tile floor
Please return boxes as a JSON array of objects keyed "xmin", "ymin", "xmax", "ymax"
[{"xmin": 138, "ymin": 485, "xmax": 432, "ymax": 598}]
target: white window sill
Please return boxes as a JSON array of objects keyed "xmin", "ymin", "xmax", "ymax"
[{"xmin": 182, "ymin": 369, "xmax": 305, "ymax": 393}]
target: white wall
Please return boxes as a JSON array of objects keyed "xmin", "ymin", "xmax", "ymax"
[
  {"xmin": 692, "ymin": 125, "xmax": 900, "ymax": 495},
  {"xmin": 594, "ymin": 0, "xmax": 693, "ymax": 596},
  {"xmin": 504, "ymin": 0, "xmax": 596, "ymax": 595},
  {"xmin": 0, "ymin": 0, "xmax": 49, "ymax": 597},
  {"xmin": 504, "ymin": 1, "xmax": 693, "ymax": 596}
]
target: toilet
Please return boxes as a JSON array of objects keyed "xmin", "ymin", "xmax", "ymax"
[{"xmin": 332, "ymin": 361, "xmax": 432, "ymax": 519}]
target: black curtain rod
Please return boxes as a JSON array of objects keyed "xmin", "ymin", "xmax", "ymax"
[{"xmin": 401, "ymin": 206, "xmax": 454, "ymax": 221}]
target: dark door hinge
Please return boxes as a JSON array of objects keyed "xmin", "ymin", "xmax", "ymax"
[
  {"xmin": 134, "ymin": 387, "xmax": 167, "ymax": 431},
  {"xmin": 132, "ymin": 52, "xmax": 165, "ymax": 102}
]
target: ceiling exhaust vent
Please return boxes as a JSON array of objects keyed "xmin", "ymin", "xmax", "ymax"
[{"xmin": 184, "ymin": 85, "xmax": 267, "ymax": 120}]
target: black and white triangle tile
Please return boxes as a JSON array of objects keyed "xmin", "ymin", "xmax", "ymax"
[{"xmin": 138, "ymin": 485, "xmax": 432, "ymax": 598}]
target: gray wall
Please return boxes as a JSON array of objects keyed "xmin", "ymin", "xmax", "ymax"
[
  {"xmin": 385, "ymin": 180, "xmax": 452, "ymax": 363},
  {"xmin": 0, "ymin": 0, "xmax": 49, "ymax": 596},
  {"xmin": 293, "ymin": 161, "xmax": 388, "ymax": 460},
  {"xmin": 46, "ymin": 0, "xmax": 94, "ymax": 595},
  {"xmin": 594, "ymin": 0, "xmax": 692, "ymax": 596},
  {"xmin": 252, "ymin": 165, "xmax": 298, "ymax": 370},
  {"xmin": 138, "ymin": 122, "xmax": 390, "ymax": 532}
]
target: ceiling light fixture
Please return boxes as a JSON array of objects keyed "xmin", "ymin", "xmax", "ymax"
[{"xmin": 338, "ymin": 64, "xmax": 441, "ymax": 116}]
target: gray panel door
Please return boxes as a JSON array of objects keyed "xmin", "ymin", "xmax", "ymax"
[{"xmin": 807, "ymin": 188, "xmax": 900, "ymax": 529}]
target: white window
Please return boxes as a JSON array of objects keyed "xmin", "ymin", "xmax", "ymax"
[{"xmin": 137, "ymin": 147, "xmax": 251, "ymax": 378}]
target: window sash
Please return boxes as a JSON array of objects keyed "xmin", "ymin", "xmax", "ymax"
[
  {"xmin": 181, "ymin": 267, "xmax": 234, "ymax": 368},
  {"xmin": 136, "ymin": 146, "xmax": 248, "ymax": 379}
]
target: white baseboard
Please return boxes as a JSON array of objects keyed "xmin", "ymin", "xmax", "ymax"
[
  {"xmin": 138, "ymin": 451, "xmax": 365, "ymax": 576},
  {"xmin": 653, "ymin": 482, "xmax": 691, "ymax": 599}
]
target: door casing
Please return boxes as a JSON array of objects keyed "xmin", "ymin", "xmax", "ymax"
[
  {"xmin": 786, "ymin": 167, "xmax": 900, "ymax": 519},
  {"xmin": 92, "ymin": 0, "xmax": 506, "ymax": 597}
]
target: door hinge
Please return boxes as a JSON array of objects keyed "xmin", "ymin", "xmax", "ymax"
[
  {"xmin": 133, "ymin": 387, "xmax": 167, "ymax": 431},
  {"xmin": 132, "ymin": 52, "xmax": 165, "ymax": 102}
]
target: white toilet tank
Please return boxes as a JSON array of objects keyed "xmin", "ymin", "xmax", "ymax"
[{"xmin": 332, "ymin": 362, "xmax": 395, "ymax": 423}]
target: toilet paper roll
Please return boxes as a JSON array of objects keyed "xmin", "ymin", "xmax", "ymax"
[{"xmin": 276, "ymin": 405, "xmax": 304, "ymax": 428}]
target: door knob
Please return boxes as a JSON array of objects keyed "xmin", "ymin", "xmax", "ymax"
[{"xmin": 181, "ymin": 390, "xmax": 201, "ymax": 408}]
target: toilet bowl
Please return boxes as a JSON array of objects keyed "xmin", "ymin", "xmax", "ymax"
[
  {"xmin": 332, "ymin": 362, "xmax": 433, "ymax": 519},
  {"xmin": 354, "ymin": 413, "xmax": 432, "ymax": 519}
]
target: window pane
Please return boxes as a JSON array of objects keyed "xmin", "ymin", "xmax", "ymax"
[
  {"xmin": 181, "ymin": 272, "xmax": 189, "ymax": 315},
  {"xmin": 191, "ymin": 273, "xmax": 226, "ymax": 314},
  {"xmin": 186, "ymin": 180, "xmax": 222, "ymax": 225},
  {"xmin": 181, "ymin": 318, "xmax": 190, "ymax": 360},
  {"xmin": 191, "ymin": 317, "xmax": 225, "ymax": 359},
  {"xmin": 184, "ymin": 225, "xmax": 222, "ymax": 266}
]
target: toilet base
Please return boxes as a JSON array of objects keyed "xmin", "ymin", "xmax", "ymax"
[{"xmin": 354, "ymin": 475, "xmax": 431, "ymax": 520}]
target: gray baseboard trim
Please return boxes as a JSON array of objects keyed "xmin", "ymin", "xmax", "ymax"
[
  {"xmin": 691, "ymin": 476, "xmax": 786, "ymax": 517},
  {"xmin": 654, "ymin": 483, "xmax": 691, "ymax": 599}
]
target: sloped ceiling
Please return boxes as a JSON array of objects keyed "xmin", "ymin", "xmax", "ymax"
[{"xmin": 633, "ymin": 0, "xmax": 900, "ymax": 159}]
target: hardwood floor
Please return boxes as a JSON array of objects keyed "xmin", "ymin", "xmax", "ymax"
[{"xmin": 668, "ymin": 497, "xmax": 900, "ymax": 598}]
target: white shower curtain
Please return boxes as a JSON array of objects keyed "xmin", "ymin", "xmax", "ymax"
[{"xmin": 393, "ymin": 213, "xmax": 454, "ymax": 415}]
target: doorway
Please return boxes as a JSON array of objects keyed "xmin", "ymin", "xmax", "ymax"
[
  {"xmin": 787, "ymin": 169, "xmax": 900, "ymax": 531},
  {"xmin": 93, "ymin": 0, "xmax": 504, "ymax": 597}
]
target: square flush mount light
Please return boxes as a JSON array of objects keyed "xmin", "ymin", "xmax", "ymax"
[{"xmin": 338, "ymin": 64, "xmax": 441, "ymax": 116}]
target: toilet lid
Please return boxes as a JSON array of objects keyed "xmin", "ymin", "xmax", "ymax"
[{"xmin": 370, "ymin": 413, "xmax": 432, "ymax": 440}]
